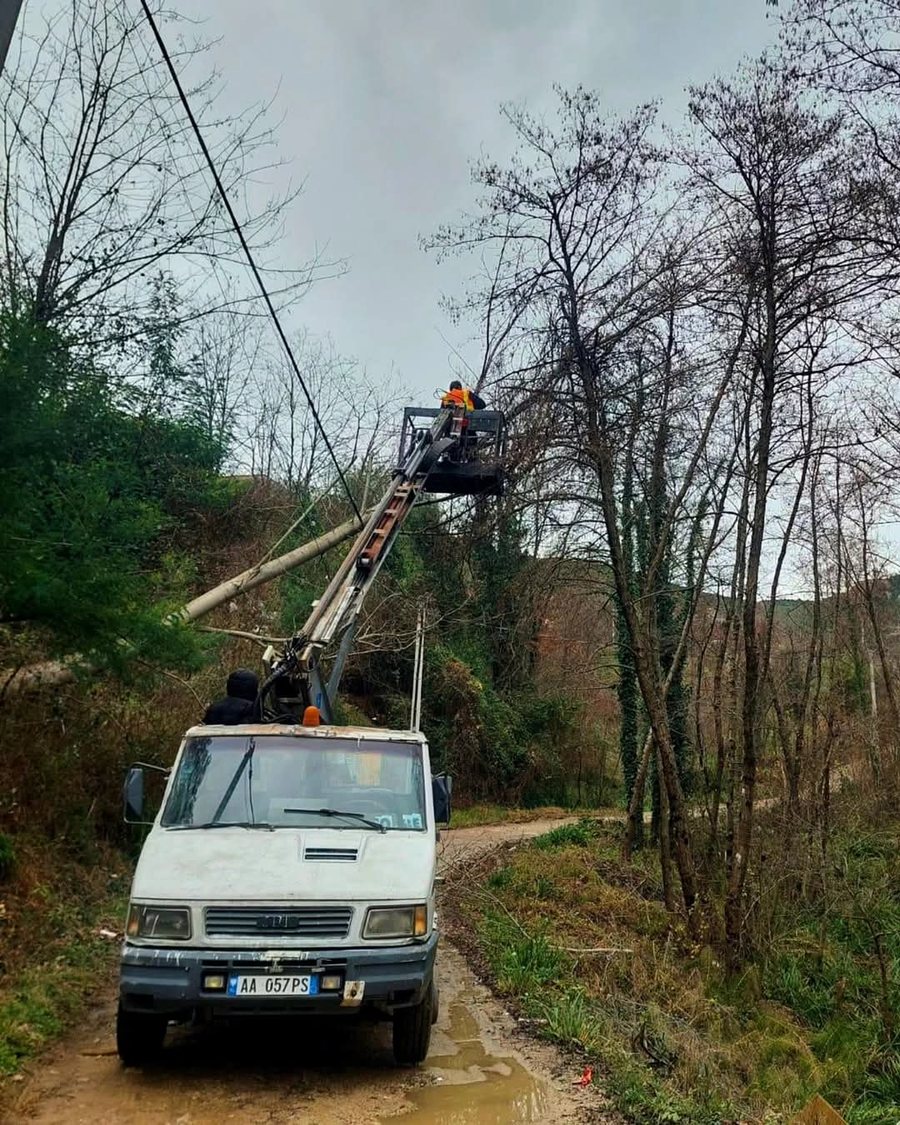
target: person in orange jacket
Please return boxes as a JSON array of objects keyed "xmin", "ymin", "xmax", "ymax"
[{"xmin": 440, "ymin": 380, "xmax": 485, "ymax": 410}]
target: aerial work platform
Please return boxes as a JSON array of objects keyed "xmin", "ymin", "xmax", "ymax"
[{"xmin": 398, "ymin": 407, "xmax": 506, "ymax": 497}]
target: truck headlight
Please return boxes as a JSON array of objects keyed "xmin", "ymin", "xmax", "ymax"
[
  {"xmin": 126, "ymin": 904, "xmax": 191, "ymax": 941},
  {"xmin": 363, "ymin": 904, "xmax": 427, "ymax": 939}
]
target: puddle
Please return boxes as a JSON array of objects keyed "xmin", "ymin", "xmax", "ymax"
[{"xmin": 381, "ymin": 1003, "xmax": 550, "ymax": 1124}]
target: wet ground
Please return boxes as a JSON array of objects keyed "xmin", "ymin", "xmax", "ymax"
[{"xmin": 6, "ymin": 820, "xmax": 609, "ymax": 1124}]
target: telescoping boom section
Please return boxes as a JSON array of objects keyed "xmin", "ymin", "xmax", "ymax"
[{"xmin": 261, "ymin": 405, "xmax": 505, "ymax": 721}]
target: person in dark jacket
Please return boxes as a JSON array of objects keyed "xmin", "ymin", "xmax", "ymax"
[{"xmin": 203, "ymin": 668, "xmax": 259, "ymax": 725}]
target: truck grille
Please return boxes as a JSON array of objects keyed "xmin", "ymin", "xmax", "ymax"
[{"xmin": 205, "ymin": 906, "xmax": 353, "ymax": 938}]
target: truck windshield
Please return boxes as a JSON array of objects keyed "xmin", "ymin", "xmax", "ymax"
[{"xmin": 160, "ymin": 735, "xmax": 427, "ymax": 831}]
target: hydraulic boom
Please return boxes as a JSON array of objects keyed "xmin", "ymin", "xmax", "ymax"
[{"xmin": 260, "ymin": 406, "xmax": 504, "ymax": 721}]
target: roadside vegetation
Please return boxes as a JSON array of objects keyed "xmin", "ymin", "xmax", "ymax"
[
  {"xmin": 455, "ymin": 817, "xmax": 900, "ymax": 1124},
  {"xmin": 449, "ymin": 805, "xmax": 596, "ymax": 829},
  {"xmin": 0, "ymin": 835, "xmax": 127, "ymax": 1077}
]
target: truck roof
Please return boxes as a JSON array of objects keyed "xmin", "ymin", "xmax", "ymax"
[{"xmin": 183, "ymin": 723, "xmax": 427, "ymax": 744}]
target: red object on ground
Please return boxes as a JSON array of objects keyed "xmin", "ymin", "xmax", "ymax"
[{"xmin": 574, "ymin": 1065, "xmax": 593, "ymax": 1087}]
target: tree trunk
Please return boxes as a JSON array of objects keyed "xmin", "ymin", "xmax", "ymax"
[
  {"xmin": 726, "ymin": 340, "xmax": 776, "ymax": 959},
  {"xmin": 623, "ymin": 728, "xmax": 653, "ymax": 860},
  {"xmin": 656, "ymin": 741, "xmax": 677, "ymax": 913}
]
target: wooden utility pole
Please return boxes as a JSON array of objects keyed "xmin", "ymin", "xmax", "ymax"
[{"xmin": 0, "ymin": 0, "xmax": 24, "ymax": 79}]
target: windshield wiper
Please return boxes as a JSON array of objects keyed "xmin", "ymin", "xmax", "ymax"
[
  {"xmin": 169, "ymin": 821, "xmax": 275, "ymax": 832},
  {"xmin": 210, "ymin": 736, "xmax": 256, "ymax": 825},
  {"xmin": 283, "ymin": 807, "xmax": 387, "ymax": 833}
]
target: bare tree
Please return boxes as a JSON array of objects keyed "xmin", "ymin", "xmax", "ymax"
[
  {"xmin": 182, "ymin": 313, "xmax": 260, "ymax": 461},
  {"xmin": 683, "ymin": 51, "xmax": 877, "ymax": 952},
  {"xmin": 242, "ymin": 331, "xmax": 397, "ymax": 501},
  {"xmin": 0, "ymin": 0, "xmax": 331, "ymax": 334},
  {"xmin": 431, "ymin": 89, "xmax": 750, "ymax": 924}
]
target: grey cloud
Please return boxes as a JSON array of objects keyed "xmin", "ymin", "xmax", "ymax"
[{"xmin": 180, "ymin": 1, "xmax": 777, "ymax": 398}]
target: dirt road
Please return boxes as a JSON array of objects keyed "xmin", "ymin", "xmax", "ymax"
[{"xmin": 7, "ymin": 819, "xmax": 608, "ymax": 1125}]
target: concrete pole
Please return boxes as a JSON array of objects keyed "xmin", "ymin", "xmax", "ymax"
[
  {"xmin": 1, "ymin": 512, "xmax": 364, "ymax": 697},
  {"xmin": 174, "ymin": 513, "xmax": 362, "ymax": 624}
]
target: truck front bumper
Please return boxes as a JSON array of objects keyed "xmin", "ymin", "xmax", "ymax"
[{"xmin": 119, "ymin": 934, "xmax": 438, "ymax": 1019}]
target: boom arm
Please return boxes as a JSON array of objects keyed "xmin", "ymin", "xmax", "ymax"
[{"xmin": 262, "ymin": 409, "xmax": 459, "ymax": 721}]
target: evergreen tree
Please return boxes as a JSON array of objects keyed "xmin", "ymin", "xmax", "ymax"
[{"xmin": 0, "ymin": 305, "xmax": 221, "ymax": 668}]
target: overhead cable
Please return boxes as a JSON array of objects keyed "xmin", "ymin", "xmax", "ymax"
[{"xmin": 138, "ymin": 1, "xmax": 362, "ymax": 522}]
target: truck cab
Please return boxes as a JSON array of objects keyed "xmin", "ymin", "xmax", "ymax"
[{"xmin": 118, "ymin": 723, "xmax": 449, "ymax": 1067}]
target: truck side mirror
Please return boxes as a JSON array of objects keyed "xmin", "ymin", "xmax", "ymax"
[
  {"xmin": 432, "ymin": 774, "xmax": 452, "ymax": 825},
  {"xmin": 123, "ymin": 767, "xmax": 145, "ymax": 823},
  {"xmin": 123, "ymin": 761, "xmax": 169, "ymax": 825}
]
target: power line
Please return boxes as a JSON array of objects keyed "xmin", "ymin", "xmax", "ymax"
[{"xmin": 137, "ymin": 1, "xmax": 362, "ymax": 523}]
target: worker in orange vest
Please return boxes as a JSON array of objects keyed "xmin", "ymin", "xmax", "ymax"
[{"xmin": 440, "ymin": 380, "xmax": 485, "ymax": 410}]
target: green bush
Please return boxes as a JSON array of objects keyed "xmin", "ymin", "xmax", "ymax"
[
  {"xmin": 540, "ymin": 989, "xmax": 600, "ymax": 1049},
  {"xmin": 534, "ymin": 820, "xmax": 598, "ymax": 849},
  {"xmin": 0, "ymin": 309, "xmax": 222, "ymax": 669},
  {"xmin": 487, "ymin": 865, "xmax": 514, "ymax": 890},
  {"xmin": 483, "ymin": 916, "xmax": 564, "ymax": 995}
]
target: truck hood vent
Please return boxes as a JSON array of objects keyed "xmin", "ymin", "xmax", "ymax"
[{"xmin": 303, "ymin": 846, "xmax": 359, "ymax": 862}]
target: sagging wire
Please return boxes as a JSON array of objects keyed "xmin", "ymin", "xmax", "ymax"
[{"xmin": 137, "ymin": 1, "xmax": 362, "ymax": 524}]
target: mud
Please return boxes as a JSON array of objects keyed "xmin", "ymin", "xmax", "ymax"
[
  {"xmin": 6, "ymin": 819, "xmax": 608, "ymax": 1124},
  {"xmin": 384, "ymin": 990, "xmax": 551, "ymax": 1125}
]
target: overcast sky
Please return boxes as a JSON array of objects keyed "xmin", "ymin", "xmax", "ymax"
[{"xmin": 174, "ymin": 1, "xmax": 779, "ymax": 403}]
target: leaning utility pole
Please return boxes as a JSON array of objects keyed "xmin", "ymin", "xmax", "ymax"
[{"xmin": 0, "ymin": 0, "xmax": 24, "ymax": 78}]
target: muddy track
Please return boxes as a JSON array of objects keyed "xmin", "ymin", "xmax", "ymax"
[{"xmin": 6, "ymin": 819, "xmax": 613, "ymax": 1124}]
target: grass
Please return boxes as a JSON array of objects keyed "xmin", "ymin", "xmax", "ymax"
[
  {"xmin": 0, "ymin": 835, "xmax": 129, "ymax": 1080},
  {"xmin": 455, "ymin": 818, "xmax": 900, "ymax": 1124},
  {"xmin": 762, "ymin": 826, "xmax": 900, "ymax": 1123},
  {"xmin": 0, "ymin": 902, "xmax": 125, "ymax": 1076},
  {"xmin": 450, "ymin": 804, "xmax": 608, "ymax": 829},
  {"xmin": 533, "ymin": 819, "xmax": 600, "ymax": 848}
]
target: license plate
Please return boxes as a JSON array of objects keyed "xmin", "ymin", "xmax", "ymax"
[{"xmin": 226, "ymin": 974, "xmax": 318, "ymax": 997}]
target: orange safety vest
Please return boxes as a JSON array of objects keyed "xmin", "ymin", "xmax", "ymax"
[{"xmin": 440, "ymin": 387, "xmax": 475, "ymax": 410}]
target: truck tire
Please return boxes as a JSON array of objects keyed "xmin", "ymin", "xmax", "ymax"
[
  {"xmin": 116, "ymin": 1003, "xmax": 167, "ymax": 1066},
  {"xmin": 392, "ymin": 983, "xmax": 434, "ymax": 1065}
]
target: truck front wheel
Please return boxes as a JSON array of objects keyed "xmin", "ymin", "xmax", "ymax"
[
  {"xmin": 116, "ymin": 1003, "xmax": 167, "ymax": 1066},
  {"xmin": 392, "ymin": 983, "xmax": 434, "ymax": 1065}
]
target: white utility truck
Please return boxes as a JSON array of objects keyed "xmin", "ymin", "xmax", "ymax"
[
  {"xmin": 116, "ymin": 405, "xmax": 504, "ymax": 1066},
  {"xmin": 118, "ymin": 722, "xmax": 449, "ymax": 1064}
]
